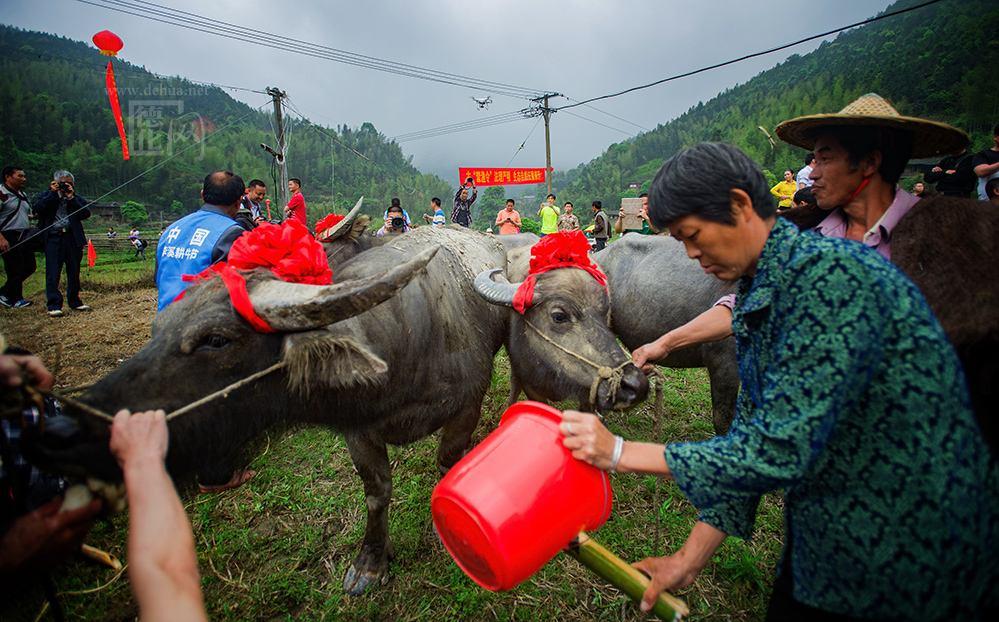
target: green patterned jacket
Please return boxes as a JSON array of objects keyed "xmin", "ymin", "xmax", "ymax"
[{"xmin": 665, "ymin": 218, "xmax": 997, "ymax": 619}]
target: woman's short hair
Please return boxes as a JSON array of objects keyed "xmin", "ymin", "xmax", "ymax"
[{"xmin": 648, "ymin": 142, "xmax": 774, "ymax": 228}]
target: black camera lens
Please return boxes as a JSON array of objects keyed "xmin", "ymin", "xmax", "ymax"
[{"xmin": 391, "ymin": 217, "xmax": 406, "ymax": 229}]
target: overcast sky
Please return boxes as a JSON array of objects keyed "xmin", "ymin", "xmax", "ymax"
[{"xmin": 4, "ymin": 0, "xmax": 894, "ymax": 181}]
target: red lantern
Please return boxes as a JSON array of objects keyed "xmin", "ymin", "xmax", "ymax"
[
  {"xmin": 92, "ymin": 30, "xmax": 123, "ymax": 56},
  {"xmin": 92, "ymin": 30, "xmax": 129, "ymax": 160}
]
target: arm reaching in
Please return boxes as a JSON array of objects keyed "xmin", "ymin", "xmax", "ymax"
[
  {"xmin": 632, "ymin": 304, "xmax": 733, "ymax": 373},
  {"xmin": 111, "ymin": 410, "xmax": 207, "ymax": 622}
]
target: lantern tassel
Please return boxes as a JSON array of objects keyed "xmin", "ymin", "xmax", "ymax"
[{"xmin": 104, "ymin": 60, "xmax": 129, "ymax": 161}]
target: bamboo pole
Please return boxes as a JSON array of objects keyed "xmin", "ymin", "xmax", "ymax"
[{"xmin": 566, "ymin": 531, "xmax": 689, "ymax": 621}]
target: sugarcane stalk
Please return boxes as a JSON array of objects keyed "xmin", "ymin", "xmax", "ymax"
[
  {"xmin": 566, "ymin": 531, "xmax": 689, "ymax": 621},
  {"xmin": 81, "ymin": 544, "xmax": 122, "ymax": 571}
]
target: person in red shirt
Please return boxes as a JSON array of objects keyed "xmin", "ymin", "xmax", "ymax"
[{"xmin": 284, "ymin": 178, "xmax": 307, "ymax": 226}]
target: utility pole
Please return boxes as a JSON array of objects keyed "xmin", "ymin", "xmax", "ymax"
[
  {"xmin": 266, "ymin": 86, "xmax": 289, "ymax": 209},
  {"xmin": 543, "ymin": 94, "xmax": 552, "ymax": 196},
  {"xmin": 330, "ymin": 134, "xmax": 335, "ymax": 210},
  {"xmin": 533, "ymin": 93, "xmax": 560, "ymax": 196}
]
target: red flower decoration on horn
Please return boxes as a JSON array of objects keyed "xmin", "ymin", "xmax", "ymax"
[
  {"xmin": 179, "ymin": 220, "xmax": 333, "ymax": 332},
  {"xmin": 228, "ymin": 220, "xmax": 333, "ymax": 285},
  {"xmin": 512, "ymin": 231, "xmax": 607, "ymax": 314},
  {"xmin": 314, "ymin": 213, "xmax": 346, "ymax": 241}
]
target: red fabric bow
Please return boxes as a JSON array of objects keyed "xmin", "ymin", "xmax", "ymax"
[
  {"xmin": 512, "ymin": 231, "xmax": 607, "ymax": 314},
  {"xmin": 177, "ymin": 220, "xmax": 333, "ymax": 332},
  {"xmin": 314, "ymin": 213, "xmax": 346, "ymax": 241}
]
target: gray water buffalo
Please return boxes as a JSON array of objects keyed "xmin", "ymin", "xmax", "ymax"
[
  {"xmin": 595, "ymin": 233, "xmax": 739, "ymax": 433},
  {"xmin": 474, "ymin": 243, "xmax": 649, "ymax": 411},
  {"xmin": 33, "ymin": 223, "xmax": 646, "ymax": 595}
]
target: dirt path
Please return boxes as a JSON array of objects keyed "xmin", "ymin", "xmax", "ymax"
[{"xmin": 0, "ymin": 287, "xmax": 156, "ymax": 387}]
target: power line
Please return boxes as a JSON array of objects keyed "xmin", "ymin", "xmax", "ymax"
[
  {"xmin": 555, "ymin": 0, "xmax": 946, "ymax": 111},
  {"xmin": 75, "ymin": 0, "xmax": 548, "ymax": 99},
  {"xmin": 282, "ymin": 98, "xmax": 372, "ymax": 161},
  {"xmin": 561, "ymin": 110, "xmax": 634, "ymax": 137},
  {"xmin": 393, "ymin": 116, "xmax": 532, "ymax": 143},
  {"xmin": 508, "ymin": 116, "xmax": 543, "ymax": 166},
  {"xmin": 391, "ymin": 110, "xmax": 530, "ymax": 141},
  {"xmin": 563, "ymin": 97, "xmax": 650, "ymax": 132}
]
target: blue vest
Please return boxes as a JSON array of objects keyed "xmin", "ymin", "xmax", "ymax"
[{"xmin": 156, "ymin": 209, "xmax": 237, "ymax": 311}]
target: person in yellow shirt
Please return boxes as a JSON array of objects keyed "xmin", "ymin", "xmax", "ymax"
[
  {"xmin": 537, "ymin": 193, "xmax": 561, "ymax": 236},
  {"xmin": 770, "ymin": 169, "xmax": 797, "ymax": 209}
]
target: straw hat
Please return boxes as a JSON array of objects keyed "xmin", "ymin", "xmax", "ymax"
[{"xmin": 774, "ymin": 93, "xmax": 968, "ymax": 158}]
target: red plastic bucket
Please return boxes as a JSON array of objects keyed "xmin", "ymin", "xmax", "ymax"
[{"xmin": 431, "ymin": 401, "xmax": 613, "ymax": 591}]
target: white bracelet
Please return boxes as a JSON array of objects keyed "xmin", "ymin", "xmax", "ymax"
[{"xmin": 609, "ymin": 435, "xmax": 624, "ymax": 473}]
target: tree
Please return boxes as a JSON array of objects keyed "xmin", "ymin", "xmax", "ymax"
[
  {"xmin": 121, "ymin": 200, "xmax": 148, "ymax": 225},
  {"xmin": 519, "ymin": 217, "xmax": 541, "ymax": 235},
  {"xmin": 169, "ymin": 200, "xmax": 184, "ymax": 215}
]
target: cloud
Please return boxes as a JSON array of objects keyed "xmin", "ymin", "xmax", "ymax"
[{"xmin": 4, "ymin": 0, "xmax": 892, "ymax": 181}]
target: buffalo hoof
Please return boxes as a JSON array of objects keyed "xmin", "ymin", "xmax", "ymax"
[{"xmin": 343, "ymin": 547, "xmax": 391, "ymax": 595}]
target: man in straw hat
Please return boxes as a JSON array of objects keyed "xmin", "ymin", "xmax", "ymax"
[{"xmin": 632, "ymin": 93, "xmax": 997, "ymax": 452}]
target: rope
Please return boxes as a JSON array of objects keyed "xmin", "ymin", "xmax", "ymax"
[
  {"xmin": 521, "ymin": 317, "xmax": 632, "ymax": 409},
  {"xmin": 32, "ymin": 361, "xmax": 285, "ymax": 425},
  {"xmin": 647, "ymin": 368, "xmax": 666, "ymax": 557}
]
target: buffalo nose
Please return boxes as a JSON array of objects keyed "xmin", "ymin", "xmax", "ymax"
[{"xmin": 617, "ymin": 364, "xmax": 649, "ymax": 405}]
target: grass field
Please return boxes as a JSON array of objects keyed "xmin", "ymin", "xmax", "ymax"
[{"xmin": 2, "ymin": 271, "xmax": 785, "ymax": 621}]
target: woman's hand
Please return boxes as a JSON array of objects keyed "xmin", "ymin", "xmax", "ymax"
[
  {"xmin": 632, "ymin": 552, "xmax": 703, "ymax": 612},
  {"xmin": 559, "ymin": 410, "xmax": 617, "ymax": 470},
  {"xmin": 632, "ymin": 337, "xmax": 670, "ymax": 373}
]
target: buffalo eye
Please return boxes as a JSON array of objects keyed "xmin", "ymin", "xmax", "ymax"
[
  {"xmin": 550, "ymin": 308, "xmax": 571, "ymax": 324},
  {"xmin": 196, "ymin": 333, "xmax": 230, "ymax": 351}
]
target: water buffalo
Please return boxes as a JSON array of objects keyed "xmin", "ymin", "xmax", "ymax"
[
  {"xmin": 324, "ymin": 205, "xmax": 646, "ymax": 411},
  {"xmin": 474, "ymin": 243, "xmax": 650, "ymax": 411},
  {"xmin": 595, "ymin": 233, "xmax": 739, "ymax": 433},
  {"xmin": 33, "ymin": 223, "xmax": 646, "ymax": 596}
]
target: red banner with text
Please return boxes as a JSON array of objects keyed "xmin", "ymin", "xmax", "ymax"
[{"xmin": 458, "ymin": 167, "xmax": 547, "ymax": 187}]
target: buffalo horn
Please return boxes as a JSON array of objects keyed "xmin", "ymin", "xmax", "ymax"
[
  {"xmin": 251, "ymin": 245, "xmax": 440, "ymax": 331},
  {"xmin": 319, "ymin": 197, "xmax": 365, "ymax": 241},
  {"xmin": 473, "ymin": 268, "xmax": 519, "ymax": 307}
]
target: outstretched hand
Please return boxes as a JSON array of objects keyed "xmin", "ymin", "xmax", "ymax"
[
  {"xmin": 110, "ymin": 409, "xmax": 168, "ymax": 470},
  {"xmin": 632, "ymin": 339, "xmax": 669, "ymax": 374},
  {"xmin": 632, "ymin": 552, "xmax": 702, "ymax": 612}
]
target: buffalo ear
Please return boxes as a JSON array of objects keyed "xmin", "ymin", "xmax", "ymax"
[{"xmin": 282, "ymin": 331, "xmax": 387, "ymax": 395}]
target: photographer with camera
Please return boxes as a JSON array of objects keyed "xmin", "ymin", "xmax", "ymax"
[
  {"xmin": 34, "ymin": 170, "xmax": 91, "ymax": 317},
  {"xmin": 376, "ymin": 199, "xmax": 411, "ymax": 237},
  {"xmin": 452, "ymin": 177, "xmax": 477, "ymax": 228}
]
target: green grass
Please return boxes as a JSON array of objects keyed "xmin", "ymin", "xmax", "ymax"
[
  {"xmin": 6, "ymin": 356, "xmax": 785, "ymax": 621},
  {"xmin": 20, "ymin": 247, "xmax": 155, "ymax": 300}
]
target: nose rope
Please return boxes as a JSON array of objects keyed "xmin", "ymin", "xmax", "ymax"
[
  {"xmin": 521, "ymin": 317, "xmax": 634, "ymax": 408},
  {"xmin": 29, "ymin": 361, "xmax": 286, "ymax": 424}
]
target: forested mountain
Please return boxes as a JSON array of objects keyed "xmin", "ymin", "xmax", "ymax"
[
  {"xmin": 0, "ymin": 25, "xmax": 451, "ymax": 221},
  {"xmin": 551, "ymin": 0, "xmax": 999, "ymax": 213}
]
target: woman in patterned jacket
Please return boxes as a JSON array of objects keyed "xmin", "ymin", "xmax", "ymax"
[{"xmin": 559, "ymin": 142, "xmax": 997, "ymax": 621}]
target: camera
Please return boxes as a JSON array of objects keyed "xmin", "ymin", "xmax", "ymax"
[
  {"xmin": 390, "ymin": 216, "xmax": 407, "ymax": 229},
  {"xmin": 58, "ymin": 181, "xmax": 72, "ymax": 192}
]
